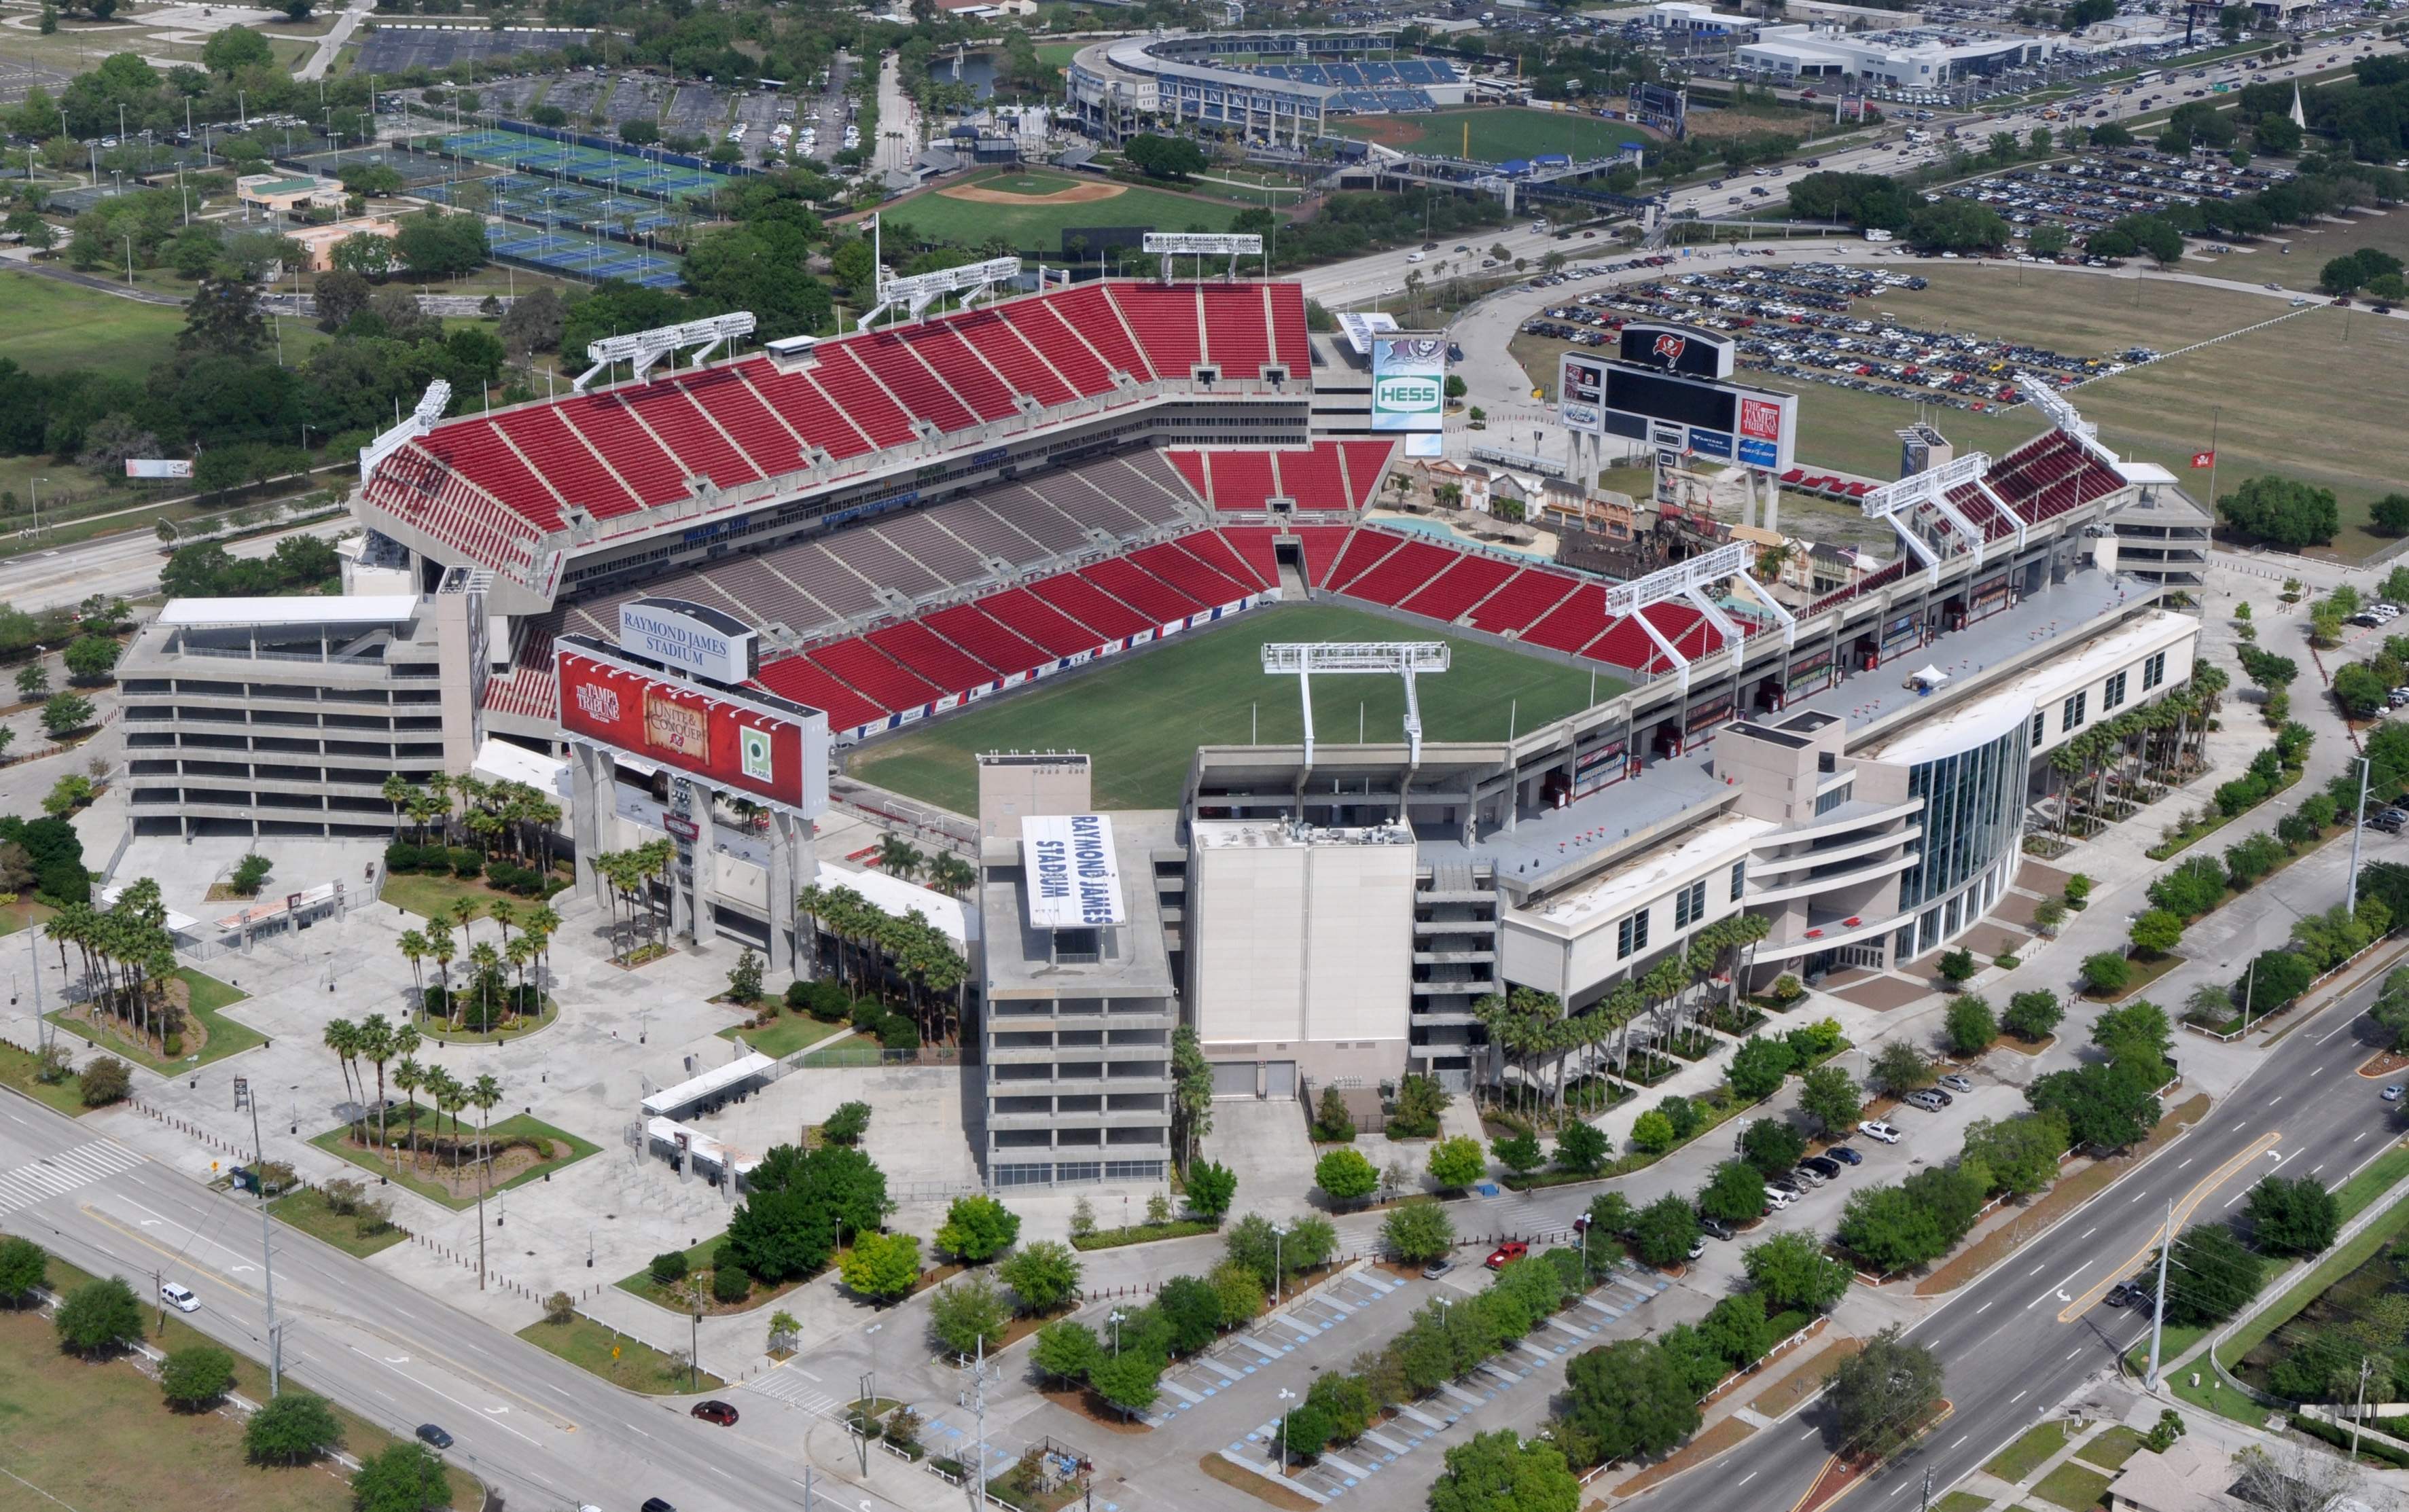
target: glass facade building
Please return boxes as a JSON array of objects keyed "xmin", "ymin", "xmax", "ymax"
[{"xmin": 1893, "ymin": 718, "xmax": 2029, "ymax": 958}]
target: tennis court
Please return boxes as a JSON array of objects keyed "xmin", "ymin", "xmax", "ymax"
[
  {"xmin": 485, "ymin": 224, "xmax": 684, "ymax": 287},
  {"xmin": 440, "ymin": 128, "xmax": 722, "ymax": 200},
  {"xmin": 422, "ymin": 172, "xmax": 685, "ymax": 237}
]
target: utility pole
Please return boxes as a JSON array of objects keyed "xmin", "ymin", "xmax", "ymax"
[
  {"xmin": 2349, "ymin": 755, "xmax": 2372, "ymax": 915},
  {"xmin": 2145, "ymin": 1198, "xmax": 2173, "ymax": 1390},
  {"xmin": 967, "ymin": 1333, "xmax": 988, "ymax": 1512},
  {"xmin": 29, "ymin": 924, "xmax": 46, "ymax": 1056},
  {"xmin": 689, "ymin": 1291, "xmax": 702, "ymax": 1392},
  {"xmin": 855, "ymin": 1371, "xmax": 874, "ymax": 1476},
  {"xmin": 1919, "ymin": 1467, "xmax": 1933, "ymax": 1512},
  {"xmin": 2353, "ymin": 1357, "xmax": 2374, "ymax": 1460},
  {"xmin": 238, "ymin": 1078, "xmax": 281, "ymax": 1394}
]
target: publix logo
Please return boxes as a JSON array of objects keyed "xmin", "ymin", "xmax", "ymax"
[{"xmin": 1375, "ymin": 376, "xmax": 1443, "ymax": 413}]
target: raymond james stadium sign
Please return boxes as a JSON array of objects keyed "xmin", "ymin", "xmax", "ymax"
[
  {"xmin": 1021, "ymin": 812, "xmax": 1127, "ymax": 930},
  {"xmin": 619, "ymin": 598, "xmax": 759, "ymax": 685}
]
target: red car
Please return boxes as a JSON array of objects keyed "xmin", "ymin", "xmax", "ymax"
[
  {"xmin": 1484, "ymin": 1242, "xmax": 1529, "ymax": 1270},
  {"xmin": 690, "ymin": 1400, "xmax": 740, "ymax": 1426}
]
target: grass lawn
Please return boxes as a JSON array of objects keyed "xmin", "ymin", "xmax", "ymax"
[
  {"xmin": 1330, "ymin": 105, "xmax": 1656, "ymax": 164},
  {"xmin": 1934, "ymin": 1495, "xmax": 1993, "ymax": 1512},
  {"xmin": 2332, "ymin": 1140, "xmax": 2409, "ymax": 1222},
  {"xmin": 379, "ymin": 867, "xmax": 563, "ymax": 926},
  {"xmin": 10, "ymin": 1255, "xmax": 482, "ymax": 1511},
  {"xmin": 0, "ymin": 1036, "xmax": 96, "ymax": 1115},
  {"xmin": 1985, "ymin": 1421, "xmax": 2069, "ymax": 1483},
  {"xmin": 1033, "ymin": 41, "xmax": 1084, "ymax": 68},
  {"xmin": 46, "ymin": 968, "xmax": 257, "ymax": 1073},
  {"xmin": 2077, "ymin": 1426, "xmax": 2146, "ymax": 1473},
  {"xmin": 309, "ymin": 1113, "xmax": 599, "ymax": 1210},
  {"xmin": 266, "ymin": 1185, "xmax": 406, "ymax": 1259},
  {"xmin": 2171, "ymin": 1362, "xmax": 2279, "ymax": 1428},
  {"xmin": 892, "ymin": 168, "xmax": 1252, "ymax": 253},
  {"xmin": 0, "ymin": 270, "xmax": 190, "ymax": 381},
  {"xmin": 515, "ymin": 1314, "xmax": 724, "ymax": 1394},
  {"xmin": 611, "ymin": 1232, "xmax": 814, "ymax": 1318},
  {"xmin": 2122, "ymin": 1322, "xmax": 2207, "ymax": 1378},
  {"xmin": 414, "ymin": 996, "xmax": 557, "ymax": 1045},
  {"xmin": 849, "ymin": 602, "xmax": 1616, "ymax": 813},
  {"xmin": 2219, "ymin": 1190, "xmax": 2409, "ymax": 1373},
  {"xmin": 2031, "ymin": 1460, "xmax": 2113, "ymax": 1511},
  {"xmin": 715, "ymin": 1011, "xmax": 847, "ymax": 1058}
]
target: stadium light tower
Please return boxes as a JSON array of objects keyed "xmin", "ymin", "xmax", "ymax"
[{"xmin": 1261, "ymin": 642, "xmax": 1450, "ymax": 765}]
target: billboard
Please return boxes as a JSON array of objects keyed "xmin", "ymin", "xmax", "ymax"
[
  {"xmin": 1557, "ymin": 355, "xmax": 1797, "ymax": 473},
  {"xmin": 1616, "ymin": 323, "xmax": 1734, "ymax": 380},
  {"xmin": 126, "ymin": 458, "xmax": 194, "ymax": 479},
  {"xmin": 620, "ymin": 598, "xmax": 759, "ymax": 685},
  {"xmin": 1372, "ymin": 335, "xmax": 1447, "ymax": 460},
  {"xmin": 1021, "ymin": 813, "xmax": 1126, "ymax": 929},
  {"xmin": 556, "ymin": 641, "xmax": 826, "ymax": 814},
  {"xmin": 1630, "ymin": 82, "xmax": 1688, "ymax": 140}
]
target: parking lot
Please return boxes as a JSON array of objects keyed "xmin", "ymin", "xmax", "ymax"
[
  {"xmin": 1520, "ymin": 259, "xmax": 2152, "ymax": 413},
  {"xmin": 1938, "ymin": 145, "xmax": 2301, "ymax": 244},
  {"xmin": 354, "ymin": 25, "xmax": 589, "ymax": 76}
]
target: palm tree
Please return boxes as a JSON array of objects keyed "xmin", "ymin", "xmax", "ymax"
[
  {"xmin": 468, "ymin": 1073, "xmax": 503, "ymax": 1191},
  {"xmin": 489, "ymin": 899, "xmax": 518, "ymax": 954},
  {"xmin": 322, "ymin": 1017, "xmax": 359, "ymax": 1104},
  {"xmin": 524, "ymin": 905, "xmax": 562, "ymax": 984},
  {"xmin": 380, "ymin": 774, "xmax": 413, "ymax": 840},
  {"xmin": 927, "ymin": 854, "xmax": 976, "ymax": 899},
  {"xmin": 429, "ymin": 1067, "xmax": 467, "ymax": 1173},
  {"xmin": 450, "ymin": 897, "xmax": 479, "ymax": 952},
  {"xmin": 467, "ymin": 941, "xmax": 502, "ymax": 1029},
  {"xmin": 357, "ymin": 1013, "xmax": 396, "ymax": 1166},
  {"xmin": 427, "ymin": 921, "xmax": 456, "ymax": 1015},
  {"xmin": 505, "ymin": 935, "xmax": 534, "ymax": 1013},
  {"xmin": 392, "ymin": 1056, "xmax": 425, "ymax": 1169},
  {"xmin": 877, "ymin": 834, "xmax": 927, "ymax": 884},
  {"xmin": 396, "ymin": 930, "xmax": 428, "ymax": 1009}
]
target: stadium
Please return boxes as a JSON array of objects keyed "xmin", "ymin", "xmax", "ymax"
[
  {"xmin": 212, "ymin": 267, "xmax": 2200, "ymax": 1187},
  {"xmin": 1066, "ymin": 31, "xmax": 1478, "ymax": 146}
]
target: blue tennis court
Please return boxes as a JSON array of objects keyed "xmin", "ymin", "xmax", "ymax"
[{"xmin": 486, "ymin": 225, "xmax": 684, "ymax": 287}]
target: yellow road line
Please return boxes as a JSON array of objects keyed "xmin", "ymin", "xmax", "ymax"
[{"xmin": 2055, "ymin": 1131, "xmax": 2279, "ymax": 1323}]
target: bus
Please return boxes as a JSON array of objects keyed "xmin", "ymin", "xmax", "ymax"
[{"xmin": 2133, "ymin": 68, "xmax": 2164, "ymax": 86}]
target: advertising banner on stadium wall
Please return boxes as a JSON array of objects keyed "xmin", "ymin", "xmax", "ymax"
[
  {"xmin": 556, "ymin": 644, "xmax": 825, "ymax": 814},
  {"xmin": 1372, "ymin": 336, "xmax": 1448, "ymax": 460},
  {"xmin": 1022, "ymin": 814, "xmax": 1126, "ymax": 929}
]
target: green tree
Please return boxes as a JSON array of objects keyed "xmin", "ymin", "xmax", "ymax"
[
  {"xmin": 1275, "ymin": 1397, "xmax": 1334, "ymax": 1462},
  {"xmin": 1554, "ymin": 1119, "xmax": 1608, "ymax": 1174},
  {"xmin": 245, "ymin": 1391, "xmax": 342, "ymax": 1465},
  {"xmin": 1798, "ymin": 1064, "xmax": 1862, "ymax": 1135},
  {"xmin": 349, "ymin": 1443, "xmax": 450, "ymax": 1512},
  {"xmin": 1743, "ymin": 1229, "xmax": 1851, "ymax": 1312},
  {"xmin": 0, "ymin": 1235, "xmax": 45, "ymax": 1306},
  {"xmin": 62, "ymin": 635, "xmax": 118, "ymax": 685},
  {"xmin": 1699, "ymin": 1159, "xmax": 1770, "ymax": 1224},
  {"xmin": 2245, "ymin": 1174, "xmax": 2338, "ymax": 1256},
  {"xmin": 1700, "ymin": 1291, "xmax": 1776, "ymax": 1367},
  {"xmin": 1944, "ymin": 994, "xmax": 1998, "ymax": 1056},
  {"xmin": 1031, "ymin": 1319, "xmax": 1103, "ymax": 1386},
  {"xmin": 821, "ymin": 1100, "xmax": 871, "ymax": 1145},
  {"xmin": 837, "ymin": 1230, "xmax": 922, "ymax": 1301},
  {"xmin": 1630, "ymin": 1109, "xmax": 1677, "ymax": 1153},
  {"xmin": 2163, "ymin": 1224, "xmax": 2267, "ymax": 1325},
  {"xmin": 159, "ymin": 1344, "xmax": 236, "ymax": 1409},
  {"xmin": 1315, "ymin": 1146, "xmax": 1380, "ymax": 1204},
  {"xmin": 1427, "ymin": 1134, "xmax": 1486, "ymax": 1191},
  {"xmin": 2027, "ymin": 1061, "xmax": 2161, "ymax": 1151},
  {"xmin": 40, "ymin": 691, "xmax": 95, "ymax": 737},
  {"xmin": 1830, "ymin": 1326, "xmax": 1944, "ymax": 1461},
  {"xmin": 77, "ymin": 1054, "xmax": 128, "ymax": 1106},
  {"xmin": 1560, "ymin": 1337, "xmax": 1702, "ymax": 1465},
  {"xmin": 2130, "ymin": 910, "xmax": 2185, "ymax": 957},
  {"xmin": 1869, "ymin": 1039, "xmax": 1932, "ymax": 1097},
  {"xmin": 935, "ymin": 1195, "xmax": 1020, "ymax": 1262},
  {"xmin": 2372, "ymin": 494, "xmax": 2409, "ymax": 536},
  {"xmin": 1630, "ymin": 1193, "xmax": 1699, "ymax": 1266},
  {"xmin": 1427, "ymin": 1430, "xmax": 1580, "ymax": 1512},
  {"xmin": 2003, "ymin": 992, "xmax": 2062, "ymax": 1044},
  {"xmin": 1491, "ymin": 1132, "xmax": 1545, "ymax": 1179},
  {"xmin": 1961, "ymin": 1111, "xmax": 2070, "ymax": 1198},
  {"xmin": 1313, "ymin": 1083, "xmax": 1356, "ymax": 1142},
  {"xmin": 52, "ymin": 1275, "xmax": 141, "ymax": 1354},
  {"xmin": 1381, "ymin": 1198, "xmax": 1455, "ymax": 1264},
  {"xmin": 1740, "ymin": 1117, "xmax": 1806, "ymax": 1177},
  {"xmin": 928, "ymin": 1273, "xmax": 1010, "ymax": 1356},
  {"xmin": 996, "ymin": 1239, "xmax": 1081, "ymax": 1314},
  {"xmin": 2219, "ymin": 475, "xmax": 2341, "ymax": 551},
  {"xmin": 1088, "ymin": 1349, "xmax": 1163, "ymax": 1419},
  {"xmin": 1728, "ymin": 1034, "xmax": 1796, "ymax": 1100},
  {"xmin": 200, "ymin": 24, "xmax": 273, "ymax": 73},
  {"xmin": 1185, "ymin": 1159, "xmax": 1237, "ymax": 1220}
]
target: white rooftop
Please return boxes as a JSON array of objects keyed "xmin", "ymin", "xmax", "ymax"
[
  {"xmin": 472, "ymin": 735, "xmax": 569, "ymax": 797},
  {"xmin": 1528, "ymin": 812, "xmax": 1772, "ymax": 932},
  {"xmin": 1865, "ymin": 609, "xmax": 2192, "ymax": 766},
  {"xmin": 644, "ymin": 1115, "xmax": 762, "ymax": 1176},
  {"xmin": 841, "ymin": 863, "xmax": 980, "ymax": 950},
  {"xmin": 641, "ymin": 1051, "xmax": 775, "ymax": 1115},
  {"xmin": 159, "ymin": 594, "xmax": 419, "ymax": 628}
]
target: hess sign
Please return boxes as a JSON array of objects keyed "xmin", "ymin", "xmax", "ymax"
[{"xmin": 619, "ymin": 598, "xmax": 759, "ymax": 685}]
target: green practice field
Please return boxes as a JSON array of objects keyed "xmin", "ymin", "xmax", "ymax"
[
  {"xmin": 1331, "ymin": 107, "xmax": 1655, "ymax": 164},
  {"xmin": 891, "ymin": 168, "xmax": 1253, "ymax": 254},
  {"xmin": 849, "ymin": 602, "xmax": 1618, "ymax": 814},
  {"xmin": 0, "ymin": 270, "xmax": 189, "ymax": 381}
]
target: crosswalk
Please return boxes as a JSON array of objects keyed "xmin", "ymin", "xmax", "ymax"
[
  {"xmin": 743, "ymin": 1362, "xmax": 842, "ymax": 1418},
  {"xmin": 0, "ymin": 1138, "xmax": 145, "ymax": 1217}
]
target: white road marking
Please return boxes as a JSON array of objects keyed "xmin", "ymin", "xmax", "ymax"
[{"xmin": 2011, "ymin": 1390, "xmax": 2029, "ymax": 1403}]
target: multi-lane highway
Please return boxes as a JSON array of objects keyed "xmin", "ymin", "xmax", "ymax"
[
  {"xmin": 1624, "ymin": 963, "xmax": 2406, "ymax": 1512},
  {"xmin": 0, "ymin": 1096, "xmax": 900, "ymax": 1512}
]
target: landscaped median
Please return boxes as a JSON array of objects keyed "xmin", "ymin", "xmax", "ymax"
[
  {"xmin": 516, "ymin": 1310, "xmax": 725, "ymax": 1394},
  {"xmin": 309, "ymin": 1112, "xmax": 599, "ymax": 1210},
  {"xmin": 44, "ymin": 967, "xmax": 255, "ymax": 1071}
]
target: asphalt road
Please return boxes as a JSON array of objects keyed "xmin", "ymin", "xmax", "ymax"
[
  {"xmin": 0, "ymin": 1096, "xmax": 905, "ymax": 1512},
  {"xmin": 1623, "ymin": 967, "xmax": 2408, "ymax": 1512},
  {"xmin": 0, "ymin": 516, "xmax": 347, "ymax": 613}
]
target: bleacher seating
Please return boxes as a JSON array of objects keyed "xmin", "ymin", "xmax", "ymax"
[
  {"xmin": 751, "ymin": 657, "xmax": 887, "ymax": 732},
  {"xmin": 953, "ymin": 310, "xmax": 1075, "ymax": 408},
  {"xmin": 1643, "ymin": 602, "xmax": 1724, "ymax": 662},
  {"xmin": 997, "ymin": 298, "xmax": 1113, "ymax": 393},
  {"xmin": 867, "ymin": 619, "xmax": 1002, "ymax": 693},
  {"xmin": 1127, "ymin": 540, "xmax": 1253, "ymax": 607},
  {"xmin": 1215, "ymin": 526, "xmax": 1286, "ymax": 589},
  {"xmin": 806, "ymin": 637, "xmax": 944, "ymax": 713},
  {"xmin": 1465, "ymin": 568, "xmax": 1580, "ymax": 635},
  {"xmin": 1201, "ymin": 285, "xmax": 1273, "ymax": 379},
  {"xmin": 798, "ymin": 348, "xmax": 919, "ymax": 448},
  {"xmin": 1277, "ymin": 446, "xmax": 1350, "ymax": 511},
  {"xmin": 1397, "ymin": 554, "xmax": 1516, "ymax": 624},
  {"xmin": 1168, "ymin": 450, "xmax": 1211, "ymax": 501},
  {"xmin": 825, "ymin": 529, "xmax": 949, "ymax": 600},
  {"xmin": 979, "ymin": 482, "xmax": 1090, "ymax": 554},
  {"xmin": 854, "ymin": 331, "xmax": 979, "ymax": 435},
  {"xmin": 921, "ymin": 602, "xmax": 1051, "ymax": 679},
  {"xmin": 1338, "ymin": 537, "xmax": 1459, "ymax": 608},
  {"xmin": 1337, "ymin": 441, "xmax": 1397, "ymax": 507},
  {"xmin": 740, "ymin": 364, "xmax": 875, "ymax": 460},
  {"xmin": 562, "ymin": 395, "xmax": 693, "ymax": 507},
  {"xmin": 1267, "ymin": 283, "xmax": 1312, "ymax": 376},
  {"xmin": 619, "ymin": 384, "xmax": 763, "ymax": 489},
  {"xmin": 1108, "ymin": 285, "xmax": 1203, "ymax": 378},
  {"xmin": 421, "ymin": 422, "xmax": 563, "ymax": 530},
  {"xmin": 911, "ymin": 325, "xmax": 1021, "ymax": 422},
  {"xmin": 868, "ymin": 511, "xmax": 987, "ymax": 586},
  {"xmin": 1288, "ymin": 525, "xmax": 1355, "ymax": 588},
  {"xmin": 1584, "ymin": 613, "xmax": 1658, "ymax": 670},
  {"xmin": 977, "ymin": 588, "xmax": 1105, "ymax": 658},
  {"xmin": 1031, "ymin": 571, "xmax": 1154, "ymax": 641},
  {"xmin": 1320, "ymin": 529, "xmax": 1406, "ymax": 593},
  {"xmin": 1206, "ymin": 451, "xmax": 1279, "ymax": 511},
  {"xmin": 1081, "ymin": 556, "xmax": 1204, "ymax": 626},
  {"xmin": 706, "ymin": 557, "xmax": 834, "ymax": 634},
  {"xmin": 493, "ymin": 408, "xmax": 641, "ymax": 520},
  {"xmin": 1054, "ymin": 283, "xmax": 1151, "ymax": 380},
  {"xmin": 770, "ymin": 543, "xmax": 883, "ymax": 620},
  {"xmin": 1040, "ymin": 467, "xmax": 1156, "ymax": 536},
  {"xmin": 1523, "ymin": 585, "xmax": 1613, "ymax": 655}
]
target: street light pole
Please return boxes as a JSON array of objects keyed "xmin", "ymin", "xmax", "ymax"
[
  {"xmin": 242, "ymin": 1085, "xmax": 281, "ymax": 1395},
  {"xmin": 2143, "ymin": 1198, "xmax": 2172, "ymax": 1390},
  {"xmin": 2348, "ymin": 755, "xmax": 2371, "ymax": 915},
  {"xmin": 1271, "ymin": 1222, "xmax": 1288, "ymax": 1308},
  {"xmin": 1274, "ymin": 1387, "xmax": 1296, "ymax": 1474}
]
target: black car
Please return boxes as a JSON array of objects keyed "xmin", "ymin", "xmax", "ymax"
[
  {"xmin": 642, "ymin": 1500, "xmax": 679, "ymax": 1512},
  {"xmin": 415, "ymin": 1424, "xmax": 454, "ymax": 1450},
  {"xmin": 2105, "ymin": 1280, "xmax": 2154, "ymax": 1310},
  {"xmin": 1825, "ymin": 1144, "xmax": 1863, "ymax": 1166},
  {"xmin": 1802, "ymin": 1155, "xmax": 1844, "ymax": 1180}
]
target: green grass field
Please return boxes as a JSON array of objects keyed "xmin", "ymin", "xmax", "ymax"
[
  {"xmin": 0, "ymin": 270, "xmax": 189, "ymax": 381},
  {"xmin": 892, "ymin": 169, "xmax": 1253, "ymax": 253},
  {"xmin": 849, "ymin": 602, "xmax": 1618, "ymax": 814},
  {"xmin": 1331, "ymin": 106, "xmax": 1656, "ymax": 164}
]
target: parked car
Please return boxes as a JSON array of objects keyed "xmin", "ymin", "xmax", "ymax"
[
  {"xmin": 1802, "ymin": 1155, "xmax": 1844, "ymax": 1181},
  {"xmin": 1484, "ymin": 1242, "xmax": 1529, "ymax": 1270},
  {"xmin": 159, "ymin": 1282, "xmax": 199, "ymax": 1314},
  {"xmin": 1904, "ymin": 1090, "xmax": 1948, "ymax": 1112},
  {"xmin": 416, "ymin": 1424, "xmax": 454, "ymax": 1450},
  {"xmin": 1422, "ymin": 1257, "xmax": 1457, "ymax": 1280},
  {"xmin": 1698, "ymin": 1214, "xmax": 1736, "ymax": 1240},
  {"xmin": 2385, "ymin": 1085, "xmax": 2404, "ymax": 1102},
  {"xmin": 1936, "ymin": 1073, "xmax": 1974, "ymax": 1094},
  {"xmin": 691, "ymin": 1401, "xmax": 740, "ymax": 1426},
  {"xmin": 1825, "ymin": 1143, "xmax": 1863, "ymax": 1165},
  {"xmin": 1792, "ymin": 1164, "xmax": 1828, "ymax": 1188},
  {"xmin": 1764, "ymin": 1185, "xmax": 1795, "ymax": 1210},
  {"xmin": 1687, "ymin": 1234, "xmax": 1707, "ymax": 1260},
  {"xmin": 1859, "ymin": 1119, "xmax": 1902, "ymax": 1143},
  {"xmin": 641, "ymin": 1500, "xmax": 679, "ymax": 1512}
]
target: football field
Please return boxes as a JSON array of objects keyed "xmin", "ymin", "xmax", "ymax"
[{"xmin": 847, "ymin": 602, "xmax": 1620, "ymax": 814}]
